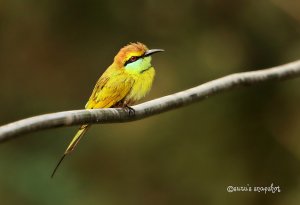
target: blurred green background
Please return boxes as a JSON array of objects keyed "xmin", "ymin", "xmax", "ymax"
[{"xmin": 0, "ymin": 0, "xmax": 300, "ymax": 204}]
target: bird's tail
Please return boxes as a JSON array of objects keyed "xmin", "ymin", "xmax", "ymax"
[{"xmin": 51, "ymin": 124, "xmax": 90, "ymax": 178}]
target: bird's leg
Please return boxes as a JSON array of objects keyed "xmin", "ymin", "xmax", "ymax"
[
  {"xmin": 124, "ymin": 105, "xmax": 135, "ymax": 116},
  {"xmin": 115, "ymin": 101, "xmax": 135, "ymax": 116}
]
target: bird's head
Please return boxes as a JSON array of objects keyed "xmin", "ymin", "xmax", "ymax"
[{"xmin": 114, "ymin": 42, "xmax": 164, "ymax": 73}]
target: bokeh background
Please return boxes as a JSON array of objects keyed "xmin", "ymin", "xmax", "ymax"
[{"xmin": 0, "ymin": 0, "xmax": 300, "ymax": 204}]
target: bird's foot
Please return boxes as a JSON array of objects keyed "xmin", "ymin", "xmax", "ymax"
[{"xmin": 124, "ymin": 105, "xmax": 135, "ymax": 116}]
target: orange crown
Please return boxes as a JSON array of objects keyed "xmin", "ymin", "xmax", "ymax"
[{"xmin": 114, "ymin": 42, "xmax": 148, "ymax": 66}]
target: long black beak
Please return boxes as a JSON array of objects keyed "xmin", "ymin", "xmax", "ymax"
[{"xmin": 144, "ymin": 49, "xmax": 164, "ymax": 57}]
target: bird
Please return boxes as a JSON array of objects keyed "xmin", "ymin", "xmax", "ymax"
[{"xmin": 51, "ymin": 42, "xmax": 164, "ymax": 177}]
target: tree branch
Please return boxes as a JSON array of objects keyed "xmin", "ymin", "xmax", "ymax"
[{"xmin": 1, "ymin": 60, "xmax": 300, "ymax": 142}]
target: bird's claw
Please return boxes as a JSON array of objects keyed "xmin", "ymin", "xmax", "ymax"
[{"xmin": 124, "ymin": 106, "xmax": 135, "ymax": 116}]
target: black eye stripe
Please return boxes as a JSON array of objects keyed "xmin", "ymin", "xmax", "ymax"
[{"xmin": 124, "ymin": 55, "xmax": 142, "ymax": 66}]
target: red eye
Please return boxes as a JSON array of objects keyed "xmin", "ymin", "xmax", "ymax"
[{"xmin": 129, "ymin": 56, "xmax": 137, "ymax": 62}]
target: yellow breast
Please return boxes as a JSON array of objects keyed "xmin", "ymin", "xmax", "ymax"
[{"xmin": 124, "ymin": 67, "xmax": 155, "ymax": 105}]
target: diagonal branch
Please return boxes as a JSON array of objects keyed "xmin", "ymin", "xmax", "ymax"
[{"xmin": 1, "ymin": 60, "xmax": 300, "ymax": 143}]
